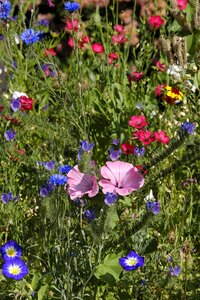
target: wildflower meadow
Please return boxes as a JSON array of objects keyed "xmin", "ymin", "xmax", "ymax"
[{"xmin": 0, "ymin": 0, "xmax": 200, "ymax": 299}]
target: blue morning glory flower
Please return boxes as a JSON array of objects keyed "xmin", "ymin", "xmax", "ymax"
[
  {"xmin": 0, "ymin": 240, "xmax": 23, "ymax": 261},
  {"xmin": 104, "ymin": 192, "xmax": 118, "ymax": 206},
  {"xmin": 40, "ymin": 183, "xmax": 54, "ymax": 197},
  {"xmin": 84, "ymin": 209, "xmax": 95, "ymax": 221},
  {"xmin": 119, "ymin": 251, "xmax": 144, "ymax": 271},
  {"xmin": 49, "ymin": 174, "xmax": 67, "ymax": 185},
  {"xmin": 146, "ymin": 201, "xmax": 160, "ymax": 214},
  {"xmin": 20, "ymin": 29, "xmax": 42, "ymax": 45},
  {"xmin": 4, "ymin": 128, "xmax": 16, "ymax": 141},
  {"xmin": 2, "ymin": 259, "xmax": 28, "ymax": 280},
  {"xmin": 170, "ymin": 266, "xmax": 181, "ymax": 276},
  {"xmin": 64, "ymin": 1, "xmax": 80, "ymax": 12},
  {"xmin": 0, "ymin": 1, "xmax": 11, "ymax": 19},
  {"xmin": 180, "ymin": 122, "xmax": 195, "ymax": 135},
  {"xmin": 10, "ymin": 97, "xmax": 20, "ymax": 112},
  {"xmin": 59, "ymin": 165, "xmax": 72, "ymax": 174}
]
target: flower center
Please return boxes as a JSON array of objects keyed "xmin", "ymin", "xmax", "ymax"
[
  {"xmin": 127, "ymin": 258, "xmax": 137, "ymax": 266},
  {"xmin": 6, "ymin": 247, "xmax": 16, "ymax": 257},
  {"xmin": 8, "ymin": 265, "xmax": 21, "ymax": 275}
]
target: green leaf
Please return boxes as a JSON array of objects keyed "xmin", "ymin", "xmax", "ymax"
[
  {"xmin": 185, "ymin": 4, "xmax": 195, "ymax": 24},
  {"xmin": 38, "ymin": 284, "xmax": 49, "ymax": 300},
  {"xmin": 94, "ymin": 253, "xmax": 122, "ymax": 285},
  {"xmin": 168, "ymin": 20, "xmax": 181, "ymax": 32}
]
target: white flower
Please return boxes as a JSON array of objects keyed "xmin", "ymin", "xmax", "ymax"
[
  {"xmin": 12, "ymin": 91, "xmax": 28, "ymax": 99},
  {"xmin": 145, "ymin": 190, "xmax": 155, "ymax": 202}
]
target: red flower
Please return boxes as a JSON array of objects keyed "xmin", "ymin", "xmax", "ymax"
[
  {"xmin": 121, "ymin": 143, "xmax": 135, "ymax": 155},
  {"xmin": 4, "ymin": 115, "xmax": 20, "ymax": 124},
  {"xmin": 127, "ymin": 71, "xmax": 144, "ymax": 82},
  {"xmin": 128, "ymin": 115, "xmax": 148, "ymax": 129},
  {"xmin": 44, "ymin": 48, "xmax": 57, "ymax": 57},
  {"xmin": 176, "ymin": 0, "xmax": 188, "ymax": 10},
  {"xmin": 154, "ymin": 131, "xmax": 170, "ymax": 144},
  {"xmin": 79, "ymin": 36, "xmax": 91, "ymax": 48},
  {"xmin": 20, "ymin": 96, "xmax": 33, "ymax": 111},
  {"xmin": 68, "ymin": 37, "xmax": 75, "ymax": 48},
  {"xmin": 108, "ymin": 52, "xmax": 118, "ymax": 64},
  {"xmin": 154, "ymin": 84, "xmax": 166, "ymax": 96},
  {"xmin": 65, "ymin": 19, "xmax": 79, "ymax": 31},
  {"xmin": 155, "ymin": 61, "xmax": 166, "ymax": 72},
  {"xmin": 135, "ymin": 165, "xmax": 148, "ymax": 176},
  {"xmin": 91, "ymin": 43, "xmax": 104, "ymax": 53},
  {"xmin": 133, "ymin": 130, "xmax": 155, "ymax": 145},
  {"xmin": 111, "ymin": 34, "xmax": 128, "ymax": 45},
  {"xmin": 114, "ymin": 25, "xmax": 125, "ymax": 33},
  {"xmin": 149, "ymin": 16, "xmax": 165, "ymax": 29}
]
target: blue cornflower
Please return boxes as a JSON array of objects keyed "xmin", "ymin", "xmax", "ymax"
[
  {"xmin": 104, "ymin": 192, "xmax": 118, "ymax": 206},
  {"xmin": 10, "ymin": 97, "xmax": 20, "ymax": 112},
  {"xmin": 0, "ymin": 1, "xmax": 11, "ymax": 19},
  {"xmin": 4, "ymin": 128, "xmax": 16, "ymax": 141},
  {"xmin": 64, "ymin": 1, "xmax": 80, "ymax": 12},
  {"xmin": 119, "ymin": 251, "xmax": 144, "ymax": 271},
  {"xmin": 43, "ymin": 161, "xmax": 55, "ymax": 170},
  {"xmin": 84, "ymin": 209, "xmax": 95, "ymax": 221},
  {"xmin": 146, "ymin": 201, "xmax": 160, "ymax": 214},
  {"xmin": 1, "ymin": 192, "xmax": 18, "ymax": 204},
  {"xmin": 170, "ymin": 266, "xmax": 181, "ymax": 276},
  {"xmin": 134, "ymin": 147, "xmax": 145, "ymax": 157},
  {"xmin": 59, "ymin": 165, "xmax": 72, "ymax": 174},
  {"xmin": 49, "ymin": 174, "xmax": 67, "ymax": 185},
  {"xmin": 108, "ymin": 147, "xmax": 121, "ymax": 161},
  {"xmin": 0, "ymin": 240, "xmax": 22, "ymax": 261},
  {"xmin": 2, "ymin": 259, "xmax": 28, "ymax": 280},
  {"xmin": 180, "ymin": 122, "xmax": 195, "ymax": 135},
  {"xmin": 20, "ymin": 29, "xmax": 42, "ymax": 45},
  {"xmin": 40, "ymin": 183, "xmax": 54, "ymax": 197}
]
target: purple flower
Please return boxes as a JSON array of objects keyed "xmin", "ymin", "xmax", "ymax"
[
  {"xmin": 40, "ymin": 183, "xmax": 54, "ymax": 197},
  {"xmin": 108, "ymin": 147, "xmax": 121, "ymax": 161},
  {"xmin": 119, "ymin": 251, "xmax": 144, "ymax": 271},
  {"xmin": 104, "ymin": 192, "xmax": 118, "ymax": 205},
  {"xmin": 0, "ymin": 34, "xmax": 4, "ymax": 40},
  {"xmin": 43, "ymin": 161, "xmax": 55, "ymax": 171},
  {"xmin": 20, "ymin": 29, "xmax": 43, "ymax": 45},
  {"xmin": 4, "ymin": 128, "xmax": 16, "ymax": 141},
  {"xmin": 170, "ymin": 266, "xmax": 181, "ymax": 276},
  {"xmin": 146, "ymin": 201, "xmax": 160, "ymax": 214},
  {"xmin": 112, "ymin": 138, "xmax": 120, "ymax": 145},
  {"xmin": 84, "ymin": 209, "xmax": 96, "ymax": 221},
  {"xmin": 78, "ymin": 140, "xmax": 94, "ymax": 161},
  {"xmin": 1, "ymin": 192, "xmax": 18, "ymax": 204},
  {"xmin": 10, "ymin": 97, "xmax": 20, "ymax": 112},
  {"xmin": 134, "ymin": 147, "xmax": 145, "ymax": 157},
  {"xmin": 180, "ymin": 122, "xmax": 195, "ymax": 135},
  {"xmin": 0, "ymin": 1, "xmax": 11, "ymax": 19},
  {"xmin": 64, "ymin": 1, "xmax": 80, "ymax": 12},
  {"xmin": 59, "ymin": 165, "xmax": 72, "ymax": 174},
  {"xmin": 38, "ymin": 19, "xmax": 49, "ymax": 26}
]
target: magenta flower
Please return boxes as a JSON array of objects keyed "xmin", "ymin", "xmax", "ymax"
[
  {"xmin": 67, "ymin": 166, "xmax": 99, "ymax": 200},
  {"xmin": 99, "ymin": 161, "xmax": 144, "ymax": 196}
]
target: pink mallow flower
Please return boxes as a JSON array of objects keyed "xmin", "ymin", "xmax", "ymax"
[
  {"xmin": 67, "ymin": 166, "xmax": 99, "ymax": 200},
  {"xmin": 91, "ymin": 43, "xmax": 104, "ymax": 53},
  {"xmin": 154, "ymin": 131, "xmax": 170, "ymax": 144},
  {"xmin": 176, "ymin": 0, "xmax": 188, "ymax": 10},
  {"xmin": 128, "ymin": 115, "xmax": 148, "ymax": 129},
  {"xmin": 99, "ymin": 161, "xmax": 144, "ymax": 196},
  {"xmin": 149, "ymin": 16, "xmax": 165, "ymax": 29}
]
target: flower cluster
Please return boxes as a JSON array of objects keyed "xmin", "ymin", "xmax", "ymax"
[
  {"xmin": 0, "ymin": 240, "xmax": 28, "ymax": 280},
  {"xmin": 11, "ymin": 91, "xmax": 33, "ymax": 112},
  {"xmin": 1, "ymin": 192, "xmax": 18, "ymax": 204}
]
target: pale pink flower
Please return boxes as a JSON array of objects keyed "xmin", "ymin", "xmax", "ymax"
[
  {"xmin": 67, "ymin": 166, "xmax": 99, "ymax": 200},
  {"xmin": 99, "ymin": 161, "xmax": 144, "ymax": 196}
]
